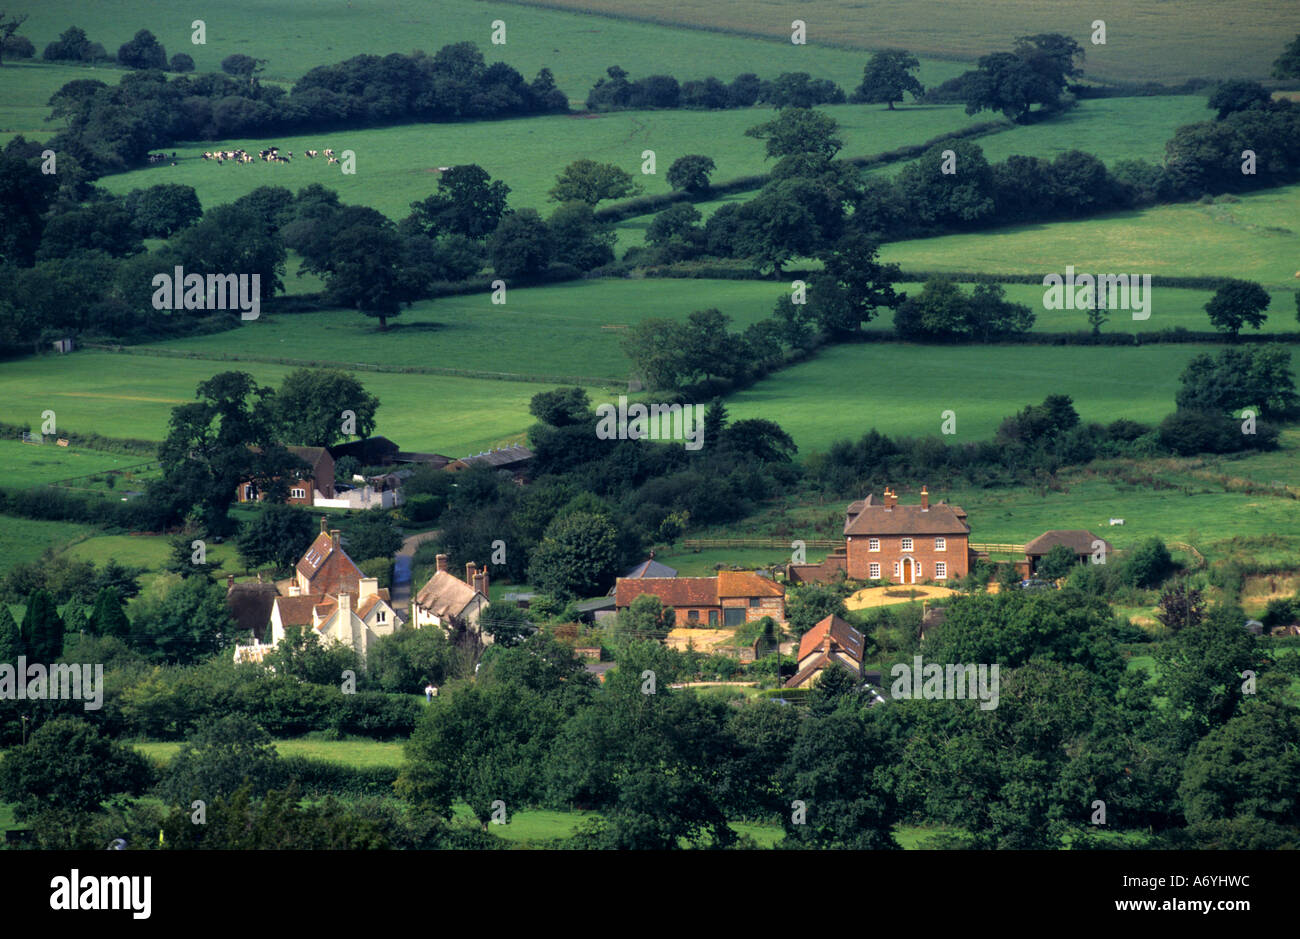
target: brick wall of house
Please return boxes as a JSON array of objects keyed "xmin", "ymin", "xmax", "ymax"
[{"xmin": 846, "ymin": 533, "xmax": 969, "ymax": 582}]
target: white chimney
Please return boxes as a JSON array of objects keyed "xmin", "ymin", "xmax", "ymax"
[
  {"xmin": 360, "ymin": 577, "xmax": 378, "ymax": 601},
  {"xmin": 289, "ymin": 583, "xmax": 301, "ymax": 597}
]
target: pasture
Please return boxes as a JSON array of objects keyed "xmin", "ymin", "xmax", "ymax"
[
  {"xmin": 0, "ymin": 439, "xmax": 154, "ymax": 488},
  {"xmin": 122, "ymin": 278, "xmax": 785, "ymax": 379},
  {"xmin": 0, "ymin": 515, "xmax": 96, "ymax": 575},
  {"xmin": 6, "ymin": 0, "xmax": 967, "ymax": 97},
  {"xmin": 97, "ymin": 102, "xmax": 992, "ymax": 219},
  {"xmin": 720, "ymin": 342, "xmax": 1231, "ymax": 454},
  {"xmin": 503, "ymin": 0, "xmax": 1300, "ymax": 84},
  {"xmin": 0, "ymin": 351, "xmax": 541, "ymax": 455},
  {"xmin": 879, "ymin": 185, "xmax": 1300, "ymax": 288},
  {"xmin": 0, "ymin": 61, "xmax": 89, "ymax": 145}
]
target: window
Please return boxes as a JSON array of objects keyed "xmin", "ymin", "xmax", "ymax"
[
  {"xmin": 935, "ymin": 562, "xmax": 947, "ymax": 580},
  {"xmin": 708, "ymin": 610, "xmax": 718, "ymax": 626},
  {"xmin": 377, "ymin": 609, "xmax": 386, "ymax": 623},
  {"xmin": 868, "ymin": 538, "xmax": 880, "ymax": 552},
  {"xmin": 901, "ymin": 537, "xmax": 913, "ymax": 552},
  {"xmin": 893, "ymin": 561, "xmax": 900, "ymax": 578},
  {"xmin": 935, "ymin": 537, "xmax": 946, "ymax": 551},
  {"xmin": 687, "ymin": 610, "xmax": 700, "ymax": 623},
  {"xmin": 869, "ymin": 562, "xmax": 880, "ymax": 579},
  {"xmin": 291, "ymin": 487, "xmax": 306, "ymax": 499},
  {"xmin": 915, "ymin": 561, "xmax": 922, "ymax": 578},
  {"xmin": 749, "ymin": 597, "xmax": 760, "ymax": 608},
  {"xmin": 724, "ymin": 608, "xmax": 745, "ymax": 627}
]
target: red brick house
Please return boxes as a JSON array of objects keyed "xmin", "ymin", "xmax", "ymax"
[
  {"xmin": 614, "ymin": 571, "xmax": 786, "ymax": 627},
  {"xmin": 788, "ymin": 486, "xmax": 973, "ymax": 585},
  {"xmin": 235, "ymin": 446, "xmax": 335, "ymax": 506}
]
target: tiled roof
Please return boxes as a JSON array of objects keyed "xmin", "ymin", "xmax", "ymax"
[
  {"xmin": 273, "ymin": 594, "xmax": 327, "ymax": 628},
  {"xmin": 1024, "ymin": 529, "xmax": 1112, "ymax": 556},
  {"xmin": 614, "ymin": 577, "xmax": 718, "ymax": 609},
  {"xmin": 623, "ymin": 559, "xmax": 678, "ymax": 579},
  {"xmin": 844, "ymin": 499, "xmax": 970, "ymax": 536},
  {"xmin": 717, "ymin": 570, "xmax": 785, "ymax": 598},
  {"xmin": 796, "ymin": 613, "xmax": 865, "ymax": 663},
  {"xmin": 295, "ymin": 531, "xmax": 363, "ymax": 594}
]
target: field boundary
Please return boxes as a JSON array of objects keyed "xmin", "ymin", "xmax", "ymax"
[
  {"xmin": 681, "ymin": 537, "xmax": 840, "ymax": 549},
  {"xmin": 80, "ymin": 343, "xmax": 625, "ymax": 388}
]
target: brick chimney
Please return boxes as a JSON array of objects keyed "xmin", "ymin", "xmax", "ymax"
[
  {"xmin": 921, "ymin": 485, "xmax": 929, "ymax": 511},
  {"xmin": 320, "ymin": 515, "xmax": 328, "ymax": 534},
  {"xmin": 330, "ymin": 529, "xmax": 340, "ymax": 550},
  {"xmin": 884, "ymin": 487, "xmax": 896, "ymax": 510},
  {"xmin": 436, "ymin": 553, "xmax": 449, "ymax": 574},
  {"xmin": 466, "ymin": 561, "xmax": 477, "ymax": 586},
  {"xmin": 473, "ymin": 568, "xmax": 489, "ymax": 597},
  {"xmin": 338, "ymin": 591, "xmax": 352, "ymax": 618}
]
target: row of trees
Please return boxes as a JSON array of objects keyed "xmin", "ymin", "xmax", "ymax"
[
  {"xmin": 585, "ymin": 65, "xmax": 845, "ymax": 111},
  {"xmin": 42, "ymin": 41, "xmax": 566, "ymax": 175}
]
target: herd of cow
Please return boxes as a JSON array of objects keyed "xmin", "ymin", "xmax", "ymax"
[{"xmin": 196, "ymin": 146, "xmax": 340, "ymax": 166}]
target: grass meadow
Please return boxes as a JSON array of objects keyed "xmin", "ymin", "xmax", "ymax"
[
  {"xmin": 0, "ymin": 515, "xmax": 96, "ymax": 575},
  {"xmin": 0, "ymin": 60, "xmax": 91, "ymax": 145},
  {"xmin": 120, "ymin": 278, "xmax": 785, "ymax": 379},
  {"xmin": 720, "ymin": 342, "xmax": 1225, "ymax": 454},
  {"xmin": 97, "ymin": 102, "xmax": 993, "ymax": 219},
  {"xmin": 6, "ymin": 0, "xmax": 967, "ymax": 97},
  {"xmin": 0, "ymin": 351, "xmax": 541, "ymax": 455},
  {"xmin": 504, "ymin": 0, "xmax": 1300, "ymax": 84},
  {"xmin": 0, "ymin": 439, "xmax": 154, "ymax": 487},
  {"xmin": 879, "ymin": 185, "xmax": 1300, "ymax": 289}
]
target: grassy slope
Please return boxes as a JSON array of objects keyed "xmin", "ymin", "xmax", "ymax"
[
  {"xmin": 6, "ymin": 0, "xmax": 966, "ymax": 95},
  {"xmin": 0, "ymin": 351, "xmax": 541, "ymax": 454},
  {"xmin": 722, "ymin": 342, "xmax": 1227, "ymax": 455},
  {"xmin": 96, "ymin": 102, "xmax": 991, "ymax": 219},
  {"xmin": 496, "ymin": 0, "xmax": 1300, "ymax": 84},
  {"xmin": 879, "ymin": 185, "xmax": 1300, "ymax": 289},
  {"xmin": 0, "ymin": 516, "xmax": 96, "ymax": 575},
  {"xmin": 0, "ymin": 61, "xmax": 90, "ymax": 145},
  {"xmin": 0, "ymin": 439, "xmax": 154, "ymax": 487},
  {"xmin": 116, "ymin": 279, "xmax": 786, "ymax": 379}
]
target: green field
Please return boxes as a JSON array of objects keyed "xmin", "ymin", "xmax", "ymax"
[
  {"xmin": 722, "ymin": 342, "xmax": 1232, "ymax": 454},
  {"xmin": 0, "ymin": 439, "xmax": 154, "ymax": 488},
  {"xmin": 0, "ymin": 60, "xmax": 90, "ymax": 145},
  {"xmin": 0, "ymin": 515, "xmax": 96, "ymax": 574},
  {"xmin": 502, "ymin": 0, "xmax": 1300, "ymax": 84},
  {"xmin": 0, "ymin": 351, "xmax": 541, "ymax": 454},
  {"xmin": 880, "ymin": 284, "xmax": 1300, "ymax": 336},
  {"xmin": 97, "ymin": 101, "xmax": 993, "ymax": 219},
  {"xmin": 880, "ymin": 185, "xmax": 1300, "ymax": 289},
  {"xmin": 122, "ymin": 278, "xmax": 786, "ymax": 380},
  {"xmin": 6, "ymin": 0, "xmax": 966, "ymax": 97},
  {"xmin": 133, "ymin": 737, "xmax": 407, "ymax": 768}
]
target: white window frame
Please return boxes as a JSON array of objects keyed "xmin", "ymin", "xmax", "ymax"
[
  {"xmin": 935, "ymin": 537, "xmax": 946, "ymax": 551},
  {"xmin": 869, "ymin": 562, "xmax": 880, "ymax": 579},
  {"xmin": 868, "ymin": 538, "xmax": 880, "ymax": 552},
  {"xmin": 377, "ymin": 609, "xmax": 386, "ymax": 623},
  {"xmin": 935, "ymin": 562, "xmax": 947, "ymax": 580},
  {"xmin": 291, "ymin": 487, "xmax": 307, "ymax": 499},
  {"xmin": 915, "ymin": 561, "xmax": 922, "ymax": 578},
  {"xmin": 901, "ymin": 537, "xmax": 913, "ymax": 552},
  {"xmin": 893, "ymin": 561, "xmax": 900, "ymax": 579}
]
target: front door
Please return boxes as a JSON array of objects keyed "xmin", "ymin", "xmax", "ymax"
[{"xmin": 902, "ymin": 557, "xmax": 915, "ymax": 584}]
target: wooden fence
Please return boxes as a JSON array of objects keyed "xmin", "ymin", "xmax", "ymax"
[
  {"xmin": 970, "ymin": 543, "xmax": 1025, "ymax": 555},
  {"xmin": 680, "ymin": 538, "xmax": 841, "ymax": 550}
]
